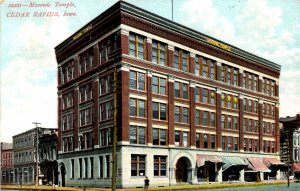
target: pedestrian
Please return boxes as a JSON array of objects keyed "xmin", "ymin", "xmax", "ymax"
[{"xmin": 144, "ymin": 176, "xmax": 150, "ymax": 190}]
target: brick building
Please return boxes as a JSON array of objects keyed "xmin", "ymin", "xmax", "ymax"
[
  {"xmin": 13, "ymin": 127, "xmax": 57, "ymax": 185},
  {"xmin": 55, "ymin": 1, "xmax": 281, "ymax": 188},
  {"xmin": 280, "ymin": 114, "xmax": 300, "ymax": 179},
  {"xmin": 1, "ymin": 142, "xmax": 14, "ymax": 184}
]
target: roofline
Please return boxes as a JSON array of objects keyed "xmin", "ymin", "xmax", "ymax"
[
  {"xmin": 55, "ymin": 1, "xmax": 281, "ymax": 71},
  {"xmin": 12, "ymin": 127, "xmax": 58, "ymax": 138}
]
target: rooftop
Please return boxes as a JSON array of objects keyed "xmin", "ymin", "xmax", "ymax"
[{"xmin": 55, "ymin": 1, "xmax": 281, "ymax": 72}]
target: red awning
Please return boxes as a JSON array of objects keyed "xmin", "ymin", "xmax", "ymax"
[
  {"xmin": 263, "ymin": 158, "xmax": 284, "ymax": 167},
  {"xmin": 247, "ymin": 158, "xmax": 270, "ymax": 172},
  {"xmin": 196, "ymin": 154, "xmax": 222, "ymax": 167},
  {"xmin": 293, "ymin": 163, "xmax": 300, "ymax": 172}
]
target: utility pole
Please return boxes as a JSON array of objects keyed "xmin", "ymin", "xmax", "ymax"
[{"xmin": 33, "ymin": 122, "xmax": 41, "ymax": 186}]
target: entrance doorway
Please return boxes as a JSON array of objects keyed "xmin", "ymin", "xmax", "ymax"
[
  {"xmin": 176, "ymin": 157, "xmax": 189, "ymax": 183},
  {"xmin": 60, "ymin": 163, "xmax": 66, "ymax": 187}
]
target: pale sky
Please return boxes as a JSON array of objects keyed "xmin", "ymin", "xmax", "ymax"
[{"xmin": 1, "ymin": 0, "xmax": 300, "ymax": 143}]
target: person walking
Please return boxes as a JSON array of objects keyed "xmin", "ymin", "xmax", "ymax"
[{"xmin": 144, "ymin": 176, "xmax": 150, "ymax": 190}]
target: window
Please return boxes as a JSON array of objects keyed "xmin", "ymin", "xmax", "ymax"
[
  {"xmin": 248, "ymin": 139, "xmax": 252, "ymax": 152},
  {"xmin": 130, "ymin": 98, "xmax": 145, "ymax": 117},
  {"xmin": 202, "ymin": 89, "xmax": 208, "ymax": 103},
  {"xmin": 202, "ymin": 111, "xmax": 208, "ymax": 126},
  {"xmin": 234, "ymin": 137, "xmax": 238, "ymax": 151},
  {"xmin": 174, "ymin": 48, "xmax": 189, "ymax": 71},
  {"xmin": 195, "ymin": 110, "xmax": 200, "ymax": 125},
  {"xmin": 90, "ymin": 157, "xmax": 94, "ymax": 178},
  {"xmin": 210, "ymin": 112, "xmax": 215, "ymax": 127},
  {"xmin": 79, "ymin": 84, "xmax": 92, "ymax": 103},
  {"xmin": 79, "ymin": 158, "xmax": 83, "ymax": 178},
  {"xmin": 202, "ymin": 58, "xmax": 208, "ymax": 77},
  {"xmin": 152, "ymin": 40, "xmax": 166, "ymax": 65},
  {"xmin": 233, "ymin": 70, "xmax": 238, "ymax": 86},
  {"xmin": 62, "ymin": 92, "xmax": 74, "ymax": 109},
  {"xmin": 105, "ymin": 155, "xmax": 110, "ymax": 177},
  {"xmin": 227, "ymin": 67, "xmax": 231, "ymax": 84},
  {"xmin": 61, "ymin": 60, "xmax": 74, "ymax": 83},
  {"xmin": 227, "ymin": 137, "xmax": 232, "ymax": 151},
  {"xmin": 100, "ymin": 101, "xmax": 113, "ymax": 121},
  {"xmin": 130, "ymin": 71, "xmax": 145, "ymax": 91},
  {"xmin": 100, "ymin": 43, "xmax": 107, "ymax": 64},
  {"xmin": 222, "ymin": 136, "xmax": 226, "ymax": 150},
  {"xmin": 175, "ymin": 131, "xmax": 180, "ymax": 146},
  {"xmin": 62, "ymin": 113, "xmax": 74, "ymax": 131},
  {"xmin": 183, "ymin": 132, "xmax": 188, "ymax": 147},
  {"xmin": 152, "ymin": 76, "xmax": 166, "ymax": 95},
  {"xmin": 152, "ymin": 102, "xmax": 167, "ymax": 120},
  {"xmin": 152, "ymin": 128, "xmax": 166, "ymax": 146},
  {"xmin": 203, "ymin": 134, "xmax": 208, "ymax": 148},
  {"xmin": 79, "ymin": 50, "xmax": 93, "ymax": 74},
  {"xmin": 174, "ymin": 106, "xmax": 180, "ymax": 122},
  {"xmin": 130, "ymin": 126, "xmax": 145, "ymax": 144},
  {"xmin": 154, "ymin": 156, "xmax": 167, "ymax": 176},
  {"xmin": 233, "ymin": 117, "xmax": 238, "ymax": 130},
  {"xmin": 248, "ymin": 119, "xmax": 252, "ymax": 132},
  {"xmin": 254, "ymin": 140, "xmax": 258, "ymax": 152},
  {"xmin": 99, "ymin": 156, "xmax": 103, "ymax": 178},
  {"xmin": 182, "ymin": 107, "xmax": 189, "ymax": 123},
  {"xmin": 254, "ymin": 120, "xmax": 258, "ymax": 132},
  {"xmin": 100, "ymin": 128, "xmax": 111, "ymax": 146},
  {"xmin": 233, "ymin": 96, "xmax": 238, "ymax": 109},
  {"xmin": 195, "ymin": 56, "xmax": 200, "ymax": 75},
  {"xmin": 182, "ymin": 84, "xmax": 189, "ymax": 99},
  {"xmin": 79, "ymin": 107, "xmax": 93, "ymax": 126},
  {"xmin": 227, "ymin": 116, "xmax": 232, "ymax": 129},
  {"xmin": 131, "ymin": 155, "xmax": 146, "ymax": 176},
  {"xmin": 196, "ymin": 133, "xmax": 200, "ymax": 148},
  {"xmin": 129, "ymin": 33, "xmax": 145, "ymax": 59},
  {"xmin": 174, "ymin": 82, "xmax": 180, "ymax": 98},
  {"xmin": 211, "ymin": 135, "xmax": 215, "ymax": 149},
  {"xmin": 221, "ymin": 115, "xmax": 225, "ymax": 129},
  {"xmin": 195, "ymin": 87, "xmax": 200, "ymax": 102},
  {"xmin": 248, "ymin": 100, "xmax": 252, "ymax": 112},
  {"xmin": 210, "ymin": 61, "xmax": 215, "ymax": 80},
  {"xmin": 221, "ymin": 65, "xmax": 225, "ymax": 82},
  {"xmin": 99, "ymin": 74, "xmax": 113, "ymax": 95},
  {"xmin": 254, "ymin": 76, "xmax": 258, "ymax": 91},
  {"xmin": 210, "ymin": 91, "xmax": 215, "ymax": 105}
]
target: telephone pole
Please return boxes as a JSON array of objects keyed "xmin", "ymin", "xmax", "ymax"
[{"xmin": 33, "ymin": 122, "xmax": 41, "ymax": 186}]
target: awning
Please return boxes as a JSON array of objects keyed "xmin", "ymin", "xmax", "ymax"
[
  {"xmin": 263, "ymin": 158, "xmax": 284, "ymax": 167},
  {"xmin": 293, "ymin": 163, "xmax": 300, "ymax": 172},
  {"xmin": 196, "ymin": 154, "xmax": 222, "ymax": 167},
  {"xmin": 247, "ymin": 158, "xmax": 271, "ymax": 172},
  {"xmin": 222, "ymin": 156, "xmax": 248, "ymax": 172}
]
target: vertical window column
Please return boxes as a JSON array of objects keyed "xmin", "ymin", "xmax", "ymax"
[
  {"xmin": 93, "ymin": 75, "xmax": 99, "ymax": 147},
  {"xmin": 168, "ymin": 76, "xmax": 175, "ymax": 146},
  {"xmin": 74, "ymin": 85, "xmax": 79, "ymax": 151},
  {"xmin": 258, "ymin": 99, "xmax": 263, "ymax": 152},
  {"xmin": 120, "ymin": 29, "xmax": 129, "ymax": 55},
  {"xmin": 238, "ymin": 94, "xmax": 244, "ymax": 152},
  {"xmin": 215, "ymin": 88, "xmax": 222, "ymax": 150},
  {"xmin": 147, "ymin": 70, "xmax": 153, "ymax": 145},
  {"xmin": 190, "ymin": 82, "xmax": 196, "ymax": 148}
]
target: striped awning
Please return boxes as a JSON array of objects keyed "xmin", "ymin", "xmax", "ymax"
[
  {"xmin": 247, "ymin": 158, "xmax": 271, "ymax": 172},
  {"xmin": 222, "ymin": 156, "xmax": 248, "ymax": 172},
  {"xmin": 263, "ymin": 158, "xmax": 284, "ymax": 167},
  {"xmin": 196, "ymin": 154, "xmax": 222, "ymax": 167},
  {"xmin": 293, "ymin": 163, "xmax": 300, "ymax": 172}
]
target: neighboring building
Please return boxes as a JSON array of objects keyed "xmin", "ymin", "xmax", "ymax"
[
  {"xmin": 280, "ymin": 114, "xmax": 300, "ymax": 178},
  {"xmin": 1, "ymin": 142, "xmax": 14, "ymax": 184},
  {"xmin": 39, "ymin": 129, "xmax": 58, "ymax": 185},
  {"xmin": 55, "ymin": 1, "xmax": 281, "ymax": 188},
  {"xmin": 13, "ymin": 127, "xmax": 57, "ymax": 185}
]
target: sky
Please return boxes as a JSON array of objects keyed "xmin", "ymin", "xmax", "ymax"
[{"xmin": 1, "ymin": 0, "xmax": 299, "ymax": 143}]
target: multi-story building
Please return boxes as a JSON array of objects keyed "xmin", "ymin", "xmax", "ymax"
[
  {"xmin": 280, "ymin": 114, "xmax": 300, "ymax": 179},
  {"xmin": 39, "ymin": 129, "xmax": 58, "ymax": 185},
  {"xmin": 55, "ymin": 1, "xmax": 281, "ymax": 188},
  {"xmin": 1, "ymin": 142, "xmax": 14, "ymax": 184},
  {"xmin": 13, "ymin": 127, "xmax": 57, "ymax": 185}
]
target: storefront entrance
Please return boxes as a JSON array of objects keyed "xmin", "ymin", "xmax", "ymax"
[
  {"xmin": 197, "ymin": 162, "xmax": 217, "ymax": 182},
  {"xmin": 176, "ymin": 157, "xmax": 188, "ymax": 183}
]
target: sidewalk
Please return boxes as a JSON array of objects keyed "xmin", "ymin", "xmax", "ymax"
[{"xmin": 0, "ymin": 180, "xmax": 289, "ymax": 191}]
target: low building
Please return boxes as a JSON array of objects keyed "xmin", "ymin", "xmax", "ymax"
[
  {"xmin": 13, "ymin": 127, "xmax": 57, "ymax": 185},
  {"xmin": 1, "ymin": 142, "xmax": 14, "ymax": 184},
  {"xmin": 280, "ymin": 114, "xmax": 300, "ymax": 179}
]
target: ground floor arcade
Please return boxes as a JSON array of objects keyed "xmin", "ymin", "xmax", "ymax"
[{"xmin": 57, "ymin": 147, "xmax": 282, "ymax": 188}]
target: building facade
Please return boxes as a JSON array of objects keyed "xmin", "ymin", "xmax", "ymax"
[
  {"xmin": 280, "ymin": 114, "xmax": 300, "ymax": 178},
  {"xmin": 1, "ymin": 142, "xmax": 14, "ymax": 184},
  {"xmin": 56, "ymin": 1, "xmax": 281, "ymax": 188},
  {"xmin": 39, "ymin": 129, "xmax": 58, "ymax": 185},
  {"xmin": 13, "ymin": 127, "xmax": 57, "ymax": 185}
]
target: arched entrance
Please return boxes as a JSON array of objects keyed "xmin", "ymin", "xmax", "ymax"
[
  {"xmin": 59, "ymin": 163, "xmax": 66, "ymax": 187},
  {"xmin": 175, "ymin": 157, "xmax": 189, "ymax": 183}
]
